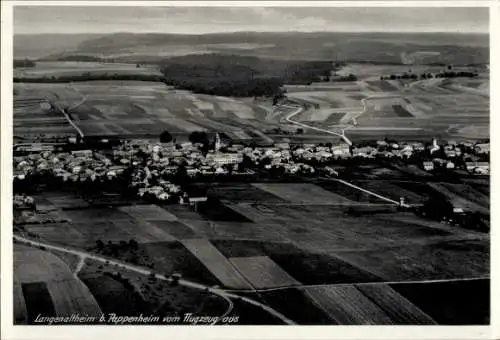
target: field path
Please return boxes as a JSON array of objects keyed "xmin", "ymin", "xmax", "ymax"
[
  {"xmin": 67, "ymin": 82, "xmax": 88, "ymax": 112},
  {"xmin": 283, "ymin": 105, "xmax": 353, "ymax": 145},
  {"xmin": 222, "ymin": 276, "xmax": 489, "ymax": 294},
  {"xmin": 333, "ymin": 179, "xmax": 408, "ymax": 207},
  {"xmin": 74, "ymin": 256, "xmax": 86, "ymax": 276},
  {"xmin": 14, "ymin": 235, "xmax": 295, "ymax": 325}
]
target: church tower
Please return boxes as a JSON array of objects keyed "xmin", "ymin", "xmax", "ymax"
[{"xmin": 215, "ymin": 133, "xmax": 221, "ymax": 152}]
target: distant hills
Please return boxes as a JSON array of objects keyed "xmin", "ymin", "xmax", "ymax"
[{"xmin": 14, "ymin": 32, "xmax": 489, "ymax": 65}]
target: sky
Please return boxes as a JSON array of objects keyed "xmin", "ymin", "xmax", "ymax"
[{"xmin": 14, "ymin": 6, "xmax": 489, "ymax": 35}]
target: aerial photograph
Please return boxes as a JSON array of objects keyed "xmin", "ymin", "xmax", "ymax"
[{"xmin": 11, "ymin": 6, "xmax": 489, "ymax": 325}]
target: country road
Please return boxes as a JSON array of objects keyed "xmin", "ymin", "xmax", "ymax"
[
  {"xmin": 333, "ymin": 178, "xmax": 401, "ymax": 205},
  {"xmin": 13, "ymin": 235, "xmax": 295, "ymax": 325},
  {"xmin": 283, "ymin": 91, "xmax": 423, "ymax": 144},
  {"xmin": 68, "ymin": 82, "xmax": 88, "ymax": 112},
  {"xmin": 283, "ymin": 104, "xmax": 353, "ymax": 145},
  {"xmin": 49, "ymin": 82, "xmax": 87, "ymax": 139},
  {"xmin": 51, "ymin": 100, "xmax": 85, "ymax": 139},
  {"xmin": 223, "ymin": 276, "xmax": 489, "ymax": 294}
]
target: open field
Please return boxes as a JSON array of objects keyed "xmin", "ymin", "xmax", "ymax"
[
  {"xmin": 14, "ymin": 63, "xmax": 488, "ymax": 141},
  {"xmin": 260, "ymin": 288, "xmax": 332, "ymax": 324},
  {"xmin": 350, "ymin": 180, "xmax": 426, "ymax": 204},
  {"xmin": 14, "ymin": 61, "xmax": 162, "ymax": 78},
  {"xmin": 355, "ymin": 284, "xmax": 436, "ymax": 324},
  {"xmin": 212, "ymin": 240, "xmax": 383, "ymax": 285},
  {"xmin": 14, "ymin": 181, "xmax": 489, "ymax": 324},
  {"xmin": 390, "ymin": 278, "xmax": 489, "ymax": 325},
  {"xmin": 252, "ymin": 183, "xmax": 352, "ymax": 204},
  {"xmin": 25, "ymin": 217, "xmax": 176, "ymax": 247},
  {"xmin": 229, "ymin": 256, "xmax": 300, "ymax": 289},
  {"xmin": 207, "ymin": 183, "xmax": 285, "ymax": 203},
  {"xmin": 286, "ymin": 68, "xmax": 488, "ymax": 140},
  {"xmin": 78, "ymin": 259, "xmax": 229, "ymax": 319},
  {"xmin": 13, "ymin": 84, "xmax": 75, "ymax": 138},
  {"xmin": 304, "ymin": 285, "xmax": 394, "ymax": 324},
  {"xmin": 223, "ymin": 202, "xmax": 462, "ymax": 252},
  {"xmin": 181, "ymin": 239, "xmax": 252, "ymax": 289},
  {"xmin": 14, "ymin": 244, "xmax": 101, "ymax": 323},
  {"xmin": 117, "ymin": 204, "xmax": 178, "ymax": 221},
  {"xmin": 78, "ymin": 273, "xmax": 148, "ymax": 316},
  {"xmin": 331, "ymin": 238, "xmax": 489, "ymax": 281},
  {"xmin": 317, "ymin": 179, "xmax": 391, "ymax": 203},
  {"xmin": 427, "ymin": 183, "xmax": 489, "ymax": 214},
  {"xmin": 20, "ymin": 282, "xmax": 57, "ymax": 324},
  {"xmin": 13, "ymin": 81, "xmax": 275, "ymax": 141}
]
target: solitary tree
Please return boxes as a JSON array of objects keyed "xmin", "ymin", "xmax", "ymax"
[
  {"xmin": 189, "ymin": 131, "xmax": 209, "ymax": 145},
  {"xmin": 160, "ymin": 130, "xmax": 173, "ymax": 143}
]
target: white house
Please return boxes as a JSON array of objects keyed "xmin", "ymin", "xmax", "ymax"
[{"xmin": 423, "ymin": 161, "xmax": 434, "ymax": 171}]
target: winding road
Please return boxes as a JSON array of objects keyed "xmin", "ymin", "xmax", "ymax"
[
  {"xmin": 283, "ymin": 104, "xmax": 353, "ymax": 145},
  {"xmin": 13, "ymin": 235, "xmax": 295, "ymax": 325},
  {"xmin": 49, "ymin": 82, "xmax": 87, "ymax": 139}
]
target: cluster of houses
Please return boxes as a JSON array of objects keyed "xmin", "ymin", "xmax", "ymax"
[
  {"xmin": 13, "ymin": 149, "xmax": 125, "ymax": 182},
  {"xmin": 13, "ymin": 194, "xmax": 35, "ymax": 209},
  {"xmin": 13, "ymin": 136, "xmax": 490, "ymax": 192}
]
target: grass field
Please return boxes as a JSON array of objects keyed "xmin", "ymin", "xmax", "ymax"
[
  {"xmin": 252, "ymin": 183, "xmax": 352, "ymax": 204},
  {"xmin": 259, "ymin": 288, "xmax": 332, "ymax": 324},
  {"xmin": 181, "ymin": 239, "xmax": 252, "ymax": 289},
  {"xmin": 229, "ymin": 256, "xmax": 300, "ymax": 289},
  {"xmin": 21, "ymin": 205, "xmax": 184, "ymax": 246},
  {"xmin": 15, "ymin": 81, "xmax": 274, "ymax": 140},
  {"xmin": 212, "ymin": 240, "xmax": 383, "ymax": 285},
  {"xmin": 79, "ymin": 259, "xmax": 228, "ymax": 320},
  {"xmin": 390, "ymin": 278, "xmax": 490, "ymax": 325},
  {"xmin": 304, "ymin": 285, "xmax": 394, "ymax": 324},
  {"xmin": 350, "ymin": 180, "xmax": 426, "ymax": 204},
  {"xmin": 427, "ymin": 183, "xmax": 489, "ymax": 214},
  {"xmin": 14, "ymin": 65, "xmax": 488, "ymax": 141},
  {"xmin": 287, "ymin": 68, "xmax": 488, "ymax": 140},
  {"xmin": 14, "ymin": 181, "xmax": 489, "ymax": 325},
  {"xmin": 207, "ymin": 183, "xmax": 285, "ymax": 203},
  {"xmin": 331, "ymin": 238, "xmax": 489, "ymax": 281},
  {"xmin": 14, "ymin": 245, "xmax": 101, "ymax": 323},
  {"xmin": 355, "ymin": 284, "xmax": 436, "ymax": 324},
  {"xmin": 14, "ymin": 61, "xmax": 162, "ymax": 78},
  {"xmin": 21, "ymin": 282, "xmax": 57, "ymax": 323}
]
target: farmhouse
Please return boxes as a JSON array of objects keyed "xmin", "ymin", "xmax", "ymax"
[
  {"xmin": 474, "ymin": 143, "xmax": 490, "ymax": 154},
  {"xmin": 465, "ymin": 162, "xmax": 489, "ymax": 173},
  {"xmin": 206, "ymin": 152, "xmax": 243, "ymax": 165},
  {"xmin": 71, "ymin": 150, "xmax": 93, "ymax": 157},
  {"xmin": 411, "ymin": 142, "xmax": 425, "ymax": 151},
  {"xmin": 422, "ymin": 161, "xmax": 434, "ymax": 171}
]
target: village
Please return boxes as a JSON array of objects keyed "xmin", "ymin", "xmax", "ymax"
[{"xmin": 13, "ymin": 134, "xmax": 489, "ymax": 207}]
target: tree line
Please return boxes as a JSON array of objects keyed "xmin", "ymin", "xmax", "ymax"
[
  {"xmin": 14, "ymin": 73, "xmax": 166, "ymax": 83},
  {"xmin": 14, "ymin": 59, "xmax": 36, "ymax": 68}
]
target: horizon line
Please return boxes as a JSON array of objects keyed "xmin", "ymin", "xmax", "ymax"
[{"xmin": 14, "ymin": 30, "xmax": 489, "ymax": 36}]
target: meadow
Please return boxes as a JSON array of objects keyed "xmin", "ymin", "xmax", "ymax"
[
  {"xmin": 14, "ymin": 244, "xmax": 102, "ymax": 324},
  {"xmin": 13, "ymin": 58, "xmax": 489, "ymax": 142},
  {"xmin": 14, "ymin": 174, "xmax": 490, "ymax": 324},
  {"xmin": 14, "ymin": 61, "xmax": 162, "ymax": 79},
  {"xmin": 14, "ymin": 81, "xmax": 276, "ymax": 140}
]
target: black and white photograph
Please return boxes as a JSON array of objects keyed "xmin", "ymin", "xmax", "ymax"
[{"xmin": 2, "ymin": 1, "xmax": 494, "ymax": 334}]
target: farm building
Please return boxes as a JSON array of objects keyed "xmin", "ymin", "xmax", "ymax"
[
  {"xmin": 71, "ymin": 150, "xmax": 93, "ymax": 157},
  {"xmin": 474, "ymin": 143, "xmax": 490, "ymax": 154},
  {"xmin": 422, "ymin": 161, "xmax": 434, "ymax": 171},
  {"xmin": 465, "ymin": 162, "xmax": 489, "ymax": 173},
  {"xmin": 206, "ymin": 152, "xmax": 243, "ymax": 165}
]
